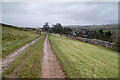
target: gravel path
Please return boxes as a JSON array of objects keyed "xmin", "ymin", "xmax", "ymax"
[
  {"xmin": 41, "ymin": 34, "xmax": 65, "ymax": 78},
  {"xmin": 2, "ymin": 34, "xmax": 44, "ymax": 72}
]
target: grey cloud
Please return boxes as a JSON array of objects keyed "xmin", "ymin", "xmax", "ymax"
[
  {"xmin": 2, "ymin": 2, "xmax": 118, "ymax": 28},
  {"xmin": 1, "ymin": 0, "xmax": 119, "ymax": 2}
]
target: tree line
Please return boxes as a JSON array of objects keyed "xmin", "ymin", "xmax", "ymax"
[
  {"xmin": 42, "ymin": 22, "xmax": 72, "ymax": 34},
  {"xmin": 87, "ymin": 29, "xmax": 112, "ymax": 42}
]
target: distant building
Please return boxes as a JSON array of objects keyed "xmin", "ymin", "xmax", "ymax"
[{"xmin": 71, "ymin": 31, "xmax": 77, "ymax": 36}]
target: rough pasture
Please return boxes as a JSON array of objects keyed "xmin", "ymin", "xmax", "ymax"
[
  {"xmin": 49, "ymin": 34, "xmax": 118, "ymax": 78},
  {"xmin": 2, "ymin": 26, "xmax": 41, "ymax": 58}
]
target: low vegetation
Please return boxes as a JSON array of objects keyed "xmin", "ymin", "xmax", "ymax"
[
  {"xmin": 49, "ymin": 34, "xmax": 118, "ymax": 78},
  {"xmin": 3, "ymin": 34, "xmax": 46, "ymax": 78},
  {"xmin": 2, "ymin": 25, "xmax": 41, "ymax": 58}
]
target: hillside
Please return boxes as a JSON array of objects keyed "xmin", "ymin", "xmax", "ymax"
[
  {"xmin": 2, "ymin": 24, "xmax": 41, "ymax": 58},
  {"xmin": 65, "ymin": 24, "xmax": 118, "ymax": 33},
  {"xmin": 49, "ymin": 34, "xmax": 118, "ymax": 78}
]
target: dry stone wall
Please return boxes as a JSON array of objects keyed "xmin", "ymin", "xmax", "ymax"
[
  {"xmin": 76, "ymin": 37, "xmax": 118, "ymax": 51},
  {"xmin": 61, "ymin": 34, "xmax": 118, "ymax": 51}
]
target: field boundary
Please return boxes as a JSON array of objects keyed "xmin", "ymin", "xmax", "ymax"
[{"xmin": 58, "ymin": 34, "xmax": 118, "ymax": 51}]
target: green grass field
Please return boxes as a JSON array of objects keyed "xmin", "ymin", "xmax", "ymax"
[
  {"xmin": 2, "ymin": 26, "xmax": 41, "ymax": 58},
  {"xmin": 49, "ymin": 34, "xmax": 118, "ymax": 78},
  {"xmin": 0, "ymin": 26, "xmax": 2, "ymax": 57},
  {"xmin": 3, "ymin": 34, "xmax": 46, "ymax": 78}
]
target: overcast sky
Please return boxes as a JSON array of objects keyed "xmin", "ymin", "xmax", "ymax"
[{"xmin": 2, "ymin": 2, "xmax": 118, "ymax": 28}]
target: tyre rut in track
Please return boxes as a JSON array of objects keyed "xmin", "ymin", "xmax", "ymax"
[{"xmin": 41, "ymin": 34, "xmax": 65, "ymax": 78}]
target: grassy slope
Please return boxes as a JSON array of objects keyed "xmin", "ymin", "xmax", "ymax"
[
  {"xmin": 3, "ymin": 34, "xmax": 46, "ymax": 78},
  {"xmin": 2, "ymin": 26, "xmax": 41, "ymax": 58},
  {"xmin": 49, "ymin": 34, "xmax": 118, "ymax": 78},
  {"xmin": 0, "ymin": 26, "xmax": 1, "ymax": 79}
]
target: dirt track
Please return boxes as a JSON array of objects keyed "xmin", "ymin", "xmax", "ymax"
[
  {"xmin": 41, "ymin": 34, "xmax": 65, "ymax": 78},
  {"xmin": 2, "ymin": 34, "xmax": 44, "ymax": 72}
]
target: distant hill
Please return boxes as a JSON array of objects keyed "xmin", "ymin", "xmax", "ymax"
[
  {"xmin": 2, "ymin": 23, "xmax": 41, "ymax": 58},
  {"xmin": 64, "ymin": 24, "xmax": 118, "ymax": 33},
  {"xmin": 1, "ymin": 23, "xmax": 37, "ymax": 31}
]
